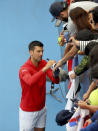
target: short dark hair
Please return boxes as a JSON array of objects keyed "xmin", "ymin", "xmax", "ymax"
[
  {"xmin": 91, "ymin": 64, "xmax": 98, "ymax": 79},
  {"xmin": 49, "ymin": 1, "xmax": 68, "ymax": 17},
  {"xmin": 85, "ymin": 41, "xmax": 98, "ymax": 56},
  {"xmin": 89, "ymin": 45, "xmax": 98, "ymax": 67},
  {"xmin": 28, "ymin": 41, "xmax": 43, "ymax": 51},
  {"xmin": 91, "ymin": 6, "xmax": 98, "ymax": 24},
  {"xmin": 76, "ymin": 29, "xmax": 96, "ymax": 41}
]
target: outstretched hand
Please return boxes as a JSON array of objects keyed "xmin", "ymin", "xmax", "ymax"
[
  {"xmin": 46, "ymin": 60, "xmax": 56, "ymax": 69},
  {"xmin": 83, "ymin": 93, "xmax": 89, "ymax": 101},
  {"xmin": 53, "ymin": 60, "xmax": 63, "ymax": 71},
  {"xmin": 69, "ymin": 73, "xmax": 76, "ymax": 79},
  {"xmin": 78, "ymin": 100, "xmax": 88, "ymax": 109},
  {"xmin": 58, "ymin": 32, "xmax": 67, "ymax": 46},
  {"xmin": 42, "ymin": 60, "xmax": 56, "ymax": 73},
  {"xmin": 69, "ymin": 36, "xmax": 79, "ymax": 46}
]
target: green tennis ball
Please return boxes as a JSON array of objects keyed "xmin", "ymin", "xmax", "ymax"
[
  {"xmin": 58, "ymin": 37, "xmax": 61, "ymax": 43},
  {"xmin": 89, "ymin": 89, "xmax": 98, "ymax": 106}
]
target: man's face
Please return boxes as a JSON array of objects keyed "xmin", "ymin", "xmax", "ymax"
[
  {"xmin": 56, "ymin": 10, "xmax": 68, "ymax": 22},
  {"xmin": 30, "ymin": 46, "xmax": 43, "ymax": 62},
  {"xmin": 88, "ymin": 12, "xmax": 95, "ymax": 29}
]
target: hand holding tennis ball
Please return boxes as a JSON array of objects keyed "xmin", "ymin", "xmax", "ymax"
[{"xmin": 58, "ymin": 35, "xmax": 66, "ymax": 46}]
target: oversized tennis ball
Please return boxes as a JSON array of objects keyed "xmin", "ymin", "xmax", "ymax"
[{"xmin": 89, "ymin": 89, "xmax": 98, "ymax": 106}]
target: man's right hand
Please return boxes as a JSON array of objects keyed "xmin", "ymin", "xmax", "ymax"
[
  {"xmin": 78, "ymin": 100, "xmax": 88, "ymax": 109},
  {"xmin": 69, "ymin": 36, "xmax": 80, "ymax": 46},
  {"xmin": 58, "ymin": 33, "xmax": 66, "ymax": 46},
  {"xmin": 69, "ymin": 73, "xmax": 76, "ymax": 79},
  {"xmin": 42, "ymin": 60, "xmax": 56, "ymax": 73}
]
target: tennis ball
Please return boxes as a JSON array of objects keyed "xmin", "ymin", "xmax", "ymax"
[
  {"xmin": 78, "ymin": 50, "xmax": 80, "ymax": 54},
  {"xmin": 58, "ymin": 37, "xmax": 61, "ymax": 43},
  {"xmin": 89, "ymin": 89, "xmax": 98, "ymax": 106}
]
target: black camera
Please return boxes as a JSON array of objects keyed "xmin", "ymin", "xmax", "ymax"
[
  {"xmin": 53, "ymin": 64, "xmax": 60, "ymax": 78},
  {"xmin": 46, "ymin": 59, "xmax": 60, "ymax": 78},
  {"xmin": 53, "ymin": 68, "xmax": 60, "ymax": 78}
]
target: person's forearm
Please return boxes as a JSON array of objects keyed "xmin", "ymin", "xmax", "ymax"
[
  {"xmin": 75, "ymin": 56, "xmax": 88, "ymax": 76},
  {"xmin": 86, "ymin": 105, "xmax": 98, "ymax": 113},
  {"xmin": 86, "ymin": 81, "xmax": 96, "ymax": 96},
  {"xmin": 63, "ymin": 44, "xmax": 72, "ymax": 57},
  {"xmin": 22, "ymin": 70, "xmax": 44, "ymax": 86},
  {"xmin": 62, "ymin": 45, "xmax": 78, "ymax": 63},
  {"xmin": 42, "ymin": 66, "xmax": 48, "ymax": 73}
]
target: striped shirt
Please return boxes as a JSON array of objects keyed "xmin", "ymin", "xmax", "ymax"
[{"xmin": 79, "ymin": 39, "xmax": 98, "ymax": 52}]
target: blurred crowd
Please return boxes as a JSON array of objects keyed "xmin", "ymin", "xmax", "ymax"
[{"xmin": 49, "ymin": 0, "xmax": 98, "ymax": 130}]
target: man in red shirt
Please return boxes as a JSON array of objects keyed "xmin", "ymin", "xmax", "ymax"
[{"xmin": 19, "ymin": 40, "xmax": 59, "ymax": 131}]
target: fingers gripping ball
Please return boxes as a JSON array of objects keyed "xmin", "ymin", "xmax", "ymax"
[{"xmin": 58, "ymin": 37, "xmax": 62, "ymax": 45}]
